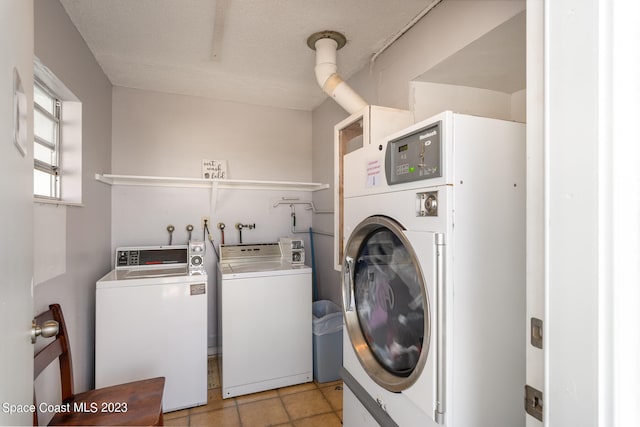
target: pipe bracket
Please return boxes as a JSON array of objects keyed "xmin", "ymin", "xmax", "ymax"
[{"xmin": 306, "ymin": 30, "xmax": 347, "ymax": 50}]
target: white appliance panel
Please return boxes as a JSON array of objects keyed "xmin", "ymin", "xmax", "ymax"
[
  {"xmin": 344, "ymin": 334, "xmax": 437, "ymax": 427},
  {"xmin": 343, "ymin": 384, "xmax": 382, "ymax": 427},
  {"xmin": 219, "ymin": 262, "xmax": 310, "ymax": 278},
  {"xmin": 400, "ymin": 230, "xmax": 438, "ymax": 415},
  {"xmin": 218, "ymin": 267, "xmax": 312, "ymax": 398},
  {"xmin": 96, "ymin": 273, "xmax": 207, "ymax": 412}
]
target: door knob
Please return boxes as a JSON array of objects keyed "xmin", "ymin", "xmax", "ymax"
[{"xmin": 31, "ymin": 319, "xmax": 59, "ymax": 344}]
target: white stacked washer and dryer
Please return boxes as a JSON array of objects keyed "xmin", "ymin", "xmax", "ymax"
[{"xmin": 340, "ymin": 111, "xmax": 525, "ymax": 426}]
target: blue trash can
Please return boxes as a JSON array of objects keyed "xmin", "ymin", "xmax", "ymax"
[{"xmin": 312, "ymin": 300, "xmax": 343, "ymax": 383}]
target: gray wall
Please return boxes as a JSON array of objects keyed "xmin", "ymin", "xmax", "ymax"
[
  {"xmin": 311, "ymin": 0, "xmax": 526, "ymax": 305},
  {"xmin": 310, "ymin": 102, "xmax": 347, "ymax": 303},
  {"xmin": 34, "ymin": 0, "xmax": 112, "ymax": 393}
]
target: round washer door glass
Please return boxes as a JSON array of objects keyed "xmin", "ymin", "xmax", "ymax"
[{"xmin": 343, "ymin": 216, "xmax": 430, "ymax": 391}]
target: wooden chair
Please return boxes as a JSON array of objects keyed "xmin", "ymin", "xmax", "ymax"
[{"xmin": 34, "ymin": 304, "xmax": 165, "ymax": 426}]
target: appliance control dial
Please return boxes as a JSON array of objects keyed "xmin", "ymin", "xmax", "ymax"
[
  {"xmin": 425, "ymin": 194, "xmax": 437, "ymax": 213},
  {"xmin": 416, "ymin": 191, "xmax": 438, "ymax": 217}
]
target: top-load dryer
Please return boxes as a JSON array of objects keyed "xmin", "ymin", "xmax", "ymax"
[{"xmin": 340, "ymin": 111, "xmax": 525, "ymax": 426}]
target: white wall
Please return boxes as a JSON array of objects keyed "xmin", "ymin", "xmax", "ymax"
[
  {"xmin": 411, "ymin": 81, "xmax": 526, "ymax": 123},
  {"xmin": 609, "ymin": 3, "xmax": 640, "ymax": 425},
  {"xmin": 33, "ymin": 0, "xmax": 113, "ymax": 394},
  {"xmin": 311, "ymin": 0, "xmax": 526, "ymax": 305},
  {"xmin": 110, "ymin": 87, "xmax": 315, "ymax": 350},
  {"xmin": 111, "ymin": 86, "xmax": 312, "ymax": 181},
  {"xmin": 352, "ymin": 0, "xmax": 526, "ymax": 110}
]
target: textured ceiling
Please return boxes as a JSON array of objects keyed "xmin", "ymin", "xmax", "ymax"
[{"xmin": 60, "ymin": 0, "xmax": 433, "ymax": 111}]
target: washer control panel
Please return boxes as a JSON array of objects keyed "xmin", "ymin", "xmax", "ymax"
[
  {"xmin": 279, "ymin": 237, "xmax": 305, "ymax": 264},
  {"xmin": 115, "ymin": 246, "xmax": 187, "ymax": 268},
  {"xmin": 188, "ymin": 241, "xmax": 206, "ymax": 273},
  {"xmin": 385, "ymin": 120, "xmax": 442, "ymax": 185}
]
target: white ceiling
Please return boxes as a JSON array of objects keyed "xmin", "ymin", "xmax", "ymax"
[{"xmin": 60, "ymin": 0, "xmax": 434, "ymax": 111}]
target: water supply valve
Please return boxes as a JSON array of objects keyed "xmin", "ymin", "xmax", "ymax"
[
  {"xmin": 217, "ymin": 222, "xmax": 226, "ymax": 244},
  {"xmin": 166, "ymin": 224, "xmax": 175, "ymax": 245},
  {"xmin": 235, "ymin": 223, "xmax": 256, "ymax": 244}
]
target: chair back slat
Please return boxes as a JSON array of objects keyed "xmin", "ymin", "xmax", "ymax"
[
  {"xmin": 34, "ymin": 339, "xmax": 63, "ymax": 378},
  {"xmin": 34, "ymin": 308, "xmax": 55, "ymax": 325}
]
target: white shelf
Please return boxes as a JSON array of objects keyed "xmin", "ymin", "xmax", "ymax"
[{"xmin": 95, "ymin": 173, "xmax": 329, "ymax": 192}]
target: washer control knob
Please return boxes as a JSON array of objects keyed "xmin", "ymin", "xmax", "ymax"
[
  {"xmin": 416, "ymin": 191, "xmax": 438, "ymax": 217},
  {"xmin": 425, "ymin": 195, "xmax": 438, "ymax": 214}
]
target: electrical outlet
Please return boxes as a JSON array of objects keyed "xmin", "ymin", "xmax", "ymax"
[{"xmin": 201, "ymin": 216, "xmax": 210, "ymax": 229}]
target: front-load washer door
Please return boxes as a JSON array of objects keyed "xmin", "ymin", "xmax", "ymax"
[{"xmin": 342, "ymin": 216, "xmax": 436, "ymax": 393}]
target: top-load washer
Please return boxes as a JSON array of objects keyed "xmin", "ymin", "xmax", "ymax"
[
  {"xmin": 217, "ymin": 242, "xmax": 312, "ymax": 398},
  {"xmin": 340, "ymin": 111, "xmax": 525, "ymax": 426},
  {"xmin": 95, "ymin": 243, "xmax": 208, "ymax": 412}
]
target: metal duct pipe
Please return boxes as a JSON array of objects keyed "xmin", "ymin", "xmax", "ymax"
[{"xmin": 307, "ymin": 31, "xmax": 367, "ymax": 115}]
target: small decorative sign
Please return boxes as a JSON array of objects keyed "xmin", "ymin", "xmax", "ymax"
[{"xmin": 202, "ymin": 159, "xmax": 227, "ymax": 179}]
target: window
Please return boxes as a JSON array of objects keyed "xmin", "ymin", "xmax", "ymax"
[
  {"xmin": 33, "ymin": 57, "xmax": 83, "ymax": 206},
  {"xmin": 33, "ymin": 80, "xmax": 61, "ymax": 199},
  {"xmin": 32, "ymin": 58, "xmax": 82, "ymax": 286}
]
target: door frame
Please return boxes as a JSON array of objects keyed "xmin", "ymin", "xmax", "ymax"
[{"xmin": 528, "ymin": 0, "xmax": 640, "ymax": 425}]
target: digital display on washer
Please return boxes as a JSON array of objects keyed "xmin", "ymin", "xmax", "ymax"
[
  {"xmin": 117, "ymin": 248, "xmax": 187, "ymax": 267},
  {"xmin": 385, "ymin": 120, "xmax": 442, "ymax": 185}
]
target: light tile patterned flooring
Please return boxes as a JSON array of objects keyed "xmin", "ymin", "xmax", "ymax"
[{"xmin": 164, "ymin": 357, "xmax": 343, "ymax": 427}]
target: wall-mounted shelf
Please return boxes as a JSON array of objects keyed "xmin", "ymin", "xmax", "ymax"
[{"xmin": 95, "ymin": 173, "xmax": 329, "ymax": 192}]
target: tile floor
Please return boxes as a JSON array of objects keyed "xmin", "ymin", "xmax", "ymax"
[{"xmin": 164, "ymin": 357, "xmax": 343, "ymax": 427}]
